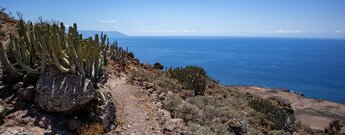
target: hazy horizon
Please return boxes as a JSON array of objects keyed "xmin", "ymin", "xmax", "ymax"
[{"xmin": 2, "ymin": 0, "xmax": 345, "ymax": 39}]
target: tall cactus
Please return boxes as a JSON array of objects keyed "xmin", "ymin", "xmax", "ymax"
[
  {"xmin": 0, "ymin": 19, "xmax": 111, "ymax": 81},
  {"xmin": 0, "ymin": 16, "xmax": 133, "ymax": 82}
]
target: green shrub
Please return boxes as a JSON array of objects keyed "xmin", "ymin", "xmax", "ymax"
[
  {"xmin": 170, "ymin": 66, "xmax": 208, "ymax": 96},
  {"xmin": 187, "ymin": 122, "xmax": 215, "ymax": 135},
  {"xmin": 249, "ymin": 98, "xmax": 296, "ymax": 132}
]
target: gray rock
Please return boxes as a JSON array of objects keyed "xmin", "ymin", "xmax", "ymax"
[
  {"xmin": 0, "ymin": 61, "xmax": 2, "ymax": 81},
  {"xmin": 143, "ymin": 82, "xmax": 154, "ymax": 89},
  {"xmin": 88, "ymin": 90, "xmax": 116, "ymax": 132},
  {"xmin": 17, "ymin": 85, "xmax": 35, "ymax": 101},
  {"xmin": 341, "ymin": 127, "xmax": 345, "ymax": 134},
  {"xmin": 147, "ymin": 88, "xmax": 155, "ymax": 93},
  {"xmin": 0, "ymin": 130, "xmax": 31, "ymax": 135},
  {"xmin": 35, "ymin": 67, "xmax": 95, "ymax": 113},
  {"xmin": 155, "ymin": 101, "xmax": 163, "ymax": 109},
  {"xmin": 0, "ymin": 104, "xmax": 6, "ymax": 118},
  {"xmin": 226, "ymin": 119, "xmax": 245, "ymax": 134},
  {"xmin": 11, "ymin": 82, "xmax": 23, "ymax": 91},
  {"xmin": 157, "ymin": 108, "xmax": 171, "ymax": 125},
  {"xmin": 162, "ymin": 118, "xmax": 186, "ymax": 134}
]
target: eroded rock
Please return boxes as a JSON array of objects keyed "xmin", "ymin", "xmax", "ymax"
[
  {"xmin": 325, "ymin": 120, "xmax": 345, "ymax": 134},
  {"xmin": 0, "ymin": 104, "xmax": 6, "ymax": 118},
  {"xmin": 157, "ymin": 108, "xmax": 171, "ymax": 126},
  {"xmin": 11, "ymin": 82, "xmax": 23, "ymax": 91},
  {"xmin": 143, "ymin": 82, "xmax": 154, "ymax": 89},
  {"xmin": 35, "ymin": 67, "xmax": 95, "ymax": 113},
  {"xmin": 17, "ymin": 85, "xmax": 35, "ymax": 101},
  {"xmin": 87, "ymin": 89, "xmax": 116, "ymax": 132},
  {"xmin": 0, "ymin": 61, "xmax": 3, "ymax": 81},
  {"xmin": 162, "ymin": 118, "xmax": 186, "ymax": 134},
  {"xmin": 153, "ymin": 62, "xmax": 164, "ymax": 70},
  {"xmin": 226, "ymin": 119, "xmax": 245, "ymax": 135}
]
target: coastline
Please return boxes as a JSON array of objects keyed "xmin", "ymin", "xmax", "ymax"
[{"xmin": 229, "ymin": 85, "xmax": 345, "ymax": 130}]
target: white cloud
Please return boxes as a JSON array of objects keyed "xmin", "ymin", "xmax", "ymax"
[
  {"xmin": 335, "ymin": 30, "xmax": 344, "ymax": 34},
  {"xmin": 138, "ymin": 29, "xmax": 223, "ymax": 33},
  {"xmin": 99, "ymin": 20, "xmax": 118, "ymax": 23},
  {"xmin": 264, "ymin": 29, "xmax": 302, "ymax": 34}
]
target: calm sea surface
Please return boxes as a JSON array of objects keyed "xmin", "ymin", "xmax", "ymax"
[{"xmin": 113, "ymin": 36, "xmax": 345, "ymax": 103}]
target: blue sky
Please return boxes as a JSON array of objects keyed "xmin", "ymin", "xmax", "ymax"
[{"xmin": 1, "ymin": 0, "xmax": 345, "ymax": 38}]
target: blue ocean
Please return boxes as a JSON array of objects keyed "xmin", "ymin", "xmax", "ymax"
[{"xmin": 113, "ymin": 36, "xmax": 345, "ymax": 103}]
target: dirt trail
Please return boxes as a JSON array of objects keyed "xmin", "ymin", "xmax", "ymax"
[{"xmin": 105, "ymin": 74, "xmax": 161, "ymax": 135}]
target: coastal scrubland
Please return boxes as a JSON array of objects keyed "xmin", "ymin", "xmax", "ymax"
[{"xmin": 0, "ymin": 9, "xmax": 344, "ymax": 135}]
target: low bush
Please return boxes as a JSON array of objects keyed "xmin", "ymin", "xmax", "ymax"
[
  {"xmin": 249, "ymin": 97, "xmax": 296, "ymax": 132},
  {"xmin": 170, "ymin": 66, "xmax": 208, "ymax": 96},
  {"xmin": 187, "ymin": 122, "xmax": 216, "ymax": 135}
]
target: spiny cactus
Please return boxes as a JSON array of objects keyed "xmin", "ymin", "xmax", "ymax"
[
  {"xmin": 0, "ymin": 19, "xmax": 108, "ymax": 81},
  {"xmin": 106, "ymin": 40, "xmax": 130, "ymax": 68}
]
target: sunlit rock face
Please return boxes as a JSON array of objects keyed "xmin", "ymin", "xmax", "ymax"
[{"xmin": 35, "ymin": 67, "xmax": 95, "ymax": 113}]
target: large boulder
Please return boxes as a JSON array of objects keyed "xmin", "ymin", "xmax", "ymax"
[{"xmin": 35, "ymin": 67, "xmax": 95, "ymax": 113}]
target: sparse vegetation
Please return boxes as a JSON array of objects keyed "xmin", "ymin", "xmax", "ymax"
[
  {"xmin": 78, "ymin": 123, "xmax": 104, "ymax": 135},
  {"xmin": 128, "ymin": 68, "xmax": 298, "ymax": 134}
]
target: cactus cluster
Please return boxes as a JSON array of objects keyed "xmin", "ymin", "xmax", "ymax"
[
  {"xmin": 106, "ymin": 41, "xmax": 128, "ymax": 63},
  {"xmin": 0, "ymin": 19, "xmax": 109, "ymax": 81}
]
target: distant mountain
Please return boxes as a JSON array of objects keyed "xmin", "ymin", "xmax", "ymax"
[{"xmin": 79, "ymin": 30, "xmax": 127, "ymax": 38}]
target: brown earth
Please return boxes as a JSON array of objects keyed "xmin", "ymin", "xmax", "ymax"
[
  {"xmin": 106, "ymin": 73, "xmax": 161, "ymax": 134},
  {"xmin": 232, "ymin": 86, "xmax": 345, "ymax": 130}
]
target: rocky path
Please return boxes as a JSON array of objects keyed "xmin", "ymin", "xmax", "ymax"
[{"xmin": 105, "ymin": 75, "xmax": 161, "ymax": 135}]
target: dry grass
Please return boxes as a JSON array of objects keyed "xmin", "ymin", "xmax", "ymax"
[{"xmin": 78, "ymin": 123, "xmax": 104, "ymax": 135}]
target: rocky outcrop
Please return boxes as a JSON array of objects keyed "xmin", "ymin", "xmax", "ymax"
[
  {"xmin": 87, "ymin": 86, "xmax": 116, "ymax": 132},
  {"xmin": 153, "ymin": 62, "xmax": 164, "ymax": 70},
  {"xmin": 0, "ymin": 104, "xmax": 5, "ymax": 119},
  {"xmin": 157, "ymin": 108, "xmax": 172, "ymax": 126},
  {"xmin": 35, "ymin": 67, "xmax": 95, "ymax": 113},
  {"xmin": 162, "ymin": 118, "xmax": 186, "ymax": 134},
  {"xmin": 17, "ymin": 85, "xmax": 35, "ymax": 101},
  {"xmin": 0, "ymin": 61, "xmax": 3, "ymax": 82},
  {"xmin": 325, "ymin": 120, "xmax": 345, "ymax": 134},
  {"xmin": 226, "ymin": 119, "xmax": 245, "ymax": 135}
]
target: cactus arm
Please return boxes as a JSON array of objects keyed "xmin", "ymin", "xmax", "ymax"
[
  {"xmin": 54, "ymin": 33, "xmax": 71, "ymax": 66},
  {"xmin": 67, "ymin": 37, "xmax": 85, "ymax": 77},
  {"xmin": 12, "ymin": 38, "xmax": 40, "ymax": 75},
  {"xmin": 48, "ymin": 34, "xmax": 70, "ymax": 73},
  {"xmin": 38, "ymin": 42, "xmax": 47, "ymax": 74},
  {"xmin": 29, "ymin": 28, "xmax": 39, "ymax": 62},
  {"xmin": 0, "ymin": 42, "xmax": 24, "ymax": 76}
]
